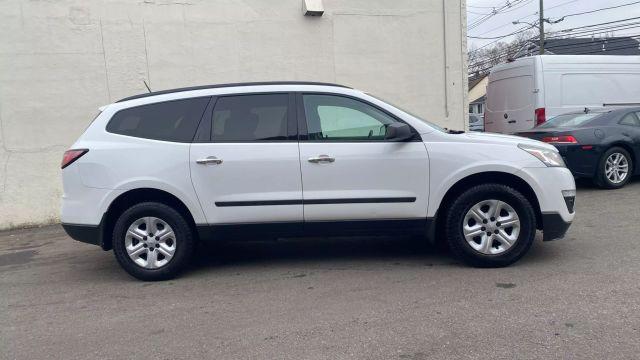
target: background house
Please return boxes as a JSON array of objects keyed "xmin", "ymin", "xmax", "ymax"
[
  {"xmin": 0, "ymin": 0, "xmax": 468, "ymax": 229},
  {"xmin": 514, "ymin": 36, "xmax": 640, "ymax": 57},
  {"xmin": 468, "ymin": 74, "xmax": 487, "ymax": 116}
]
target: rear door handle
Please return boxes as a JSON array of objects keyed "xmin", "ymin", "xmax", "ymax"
[
  {"xmin": 196, "ymin": 156, "xmax": 223, "ymax": 165},
  {"xmin": 507, "ymin": 120, "xmax": 516, "ymax": 124},
  {"xmin": 308, "ymin": 155, "xmax": 335, "ymax": 164}
]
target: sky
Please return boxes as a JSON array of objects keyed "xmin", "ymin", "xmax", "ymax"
[{"xmin": 467, "ymin": 0, "xmax": 640, "ymax": 49}]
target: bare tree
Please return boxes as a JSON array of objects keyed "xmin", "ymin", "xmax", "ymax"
[{"xmin": 468, "ymin": 30, "xmax": 538, "ymax": 77}]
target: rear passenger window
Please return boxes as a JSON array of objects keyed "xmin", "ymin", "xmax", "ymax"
[
  {"xmin": 620, "ymin": 113, "xmax": 640, "ymax": 126},
  {"xmin": 107, "ymin": 97, "xmax": 210, "ymax": 142},
  {"xmin": 619, "ymin": 112, "xmax": 640, "ymax": 127},
  {"xmin": 212, "ymin": 94, "xmax": 288, "ymax": 142}
]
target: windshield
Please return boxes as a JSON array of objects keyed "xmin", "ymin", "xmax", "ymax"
[
  {"xmin": 538, "ymin": 113, "xmax": 600, "ymax": 128},
  {"xmin": 367, "ymin": 94, "xmax": 446, "ymax": 132}
]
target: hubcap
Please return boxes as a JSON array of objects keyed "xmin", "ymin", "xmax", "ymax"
[
  {"xmin": 605, "ymin": 153, "xmax": 629, "ymax": 184},
  {"xmin": 125, "ymin": 217, "xmax": 176, "ymax": 269},
  {"xmin": 463, "ymin": 200, "xmax": 521, "ymax": 255}
]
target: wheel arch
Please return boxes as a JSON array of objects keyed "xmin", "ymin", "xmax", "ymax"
[
  {"xmin": 101, "ymin": 188, "xmax": 198, "ymax": 250},
  {"xmin": 433, "ymin": 172, "xmax": 543, "ymax": 242}
]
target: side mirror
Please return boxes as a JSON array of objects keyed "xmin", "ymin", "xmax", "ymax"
[{"xmin": 385, "ymin": 123, "xmax": 414, "ymax": 141}]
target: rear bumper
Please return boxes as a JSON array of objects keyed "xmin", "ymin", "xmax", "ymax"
[
  {"xmin": 62, "ymin": 222, "xmax": 104, "ymax": 248},
  {"xmin": 554, "ymin": 144, "xmax": 601, "ymax": 178},
  {"xmin": 542, "ymin": 212, "xmax": 572, "ymax": 241}
]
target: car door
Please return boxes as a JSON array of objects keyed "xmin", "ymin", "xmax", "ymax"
[
  {"xmin": 620, "ymin": 111, "xmax": 640, "ymax": 171},
  {"xmin": 297, "ymin": 93, "xmax": 429, "ymax": 225},
  {"xmin": 190, "ymin": 93, "xmax": 303, "ymax": 225}
]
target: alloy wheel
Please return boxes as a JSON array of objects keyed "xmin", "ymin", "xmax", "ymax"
[{"xmin": 605, "ymin": 152, "xmax": 629, "ymax": 184}]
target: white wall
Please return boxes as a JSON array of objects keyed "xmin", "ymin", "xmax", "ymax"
[{"xmin": 0, "ymin": 0, "xmax": 467, "ymax": 229}]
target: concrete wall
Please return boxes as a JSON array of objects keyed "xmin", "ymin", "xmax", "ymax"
[{"xmin": 0, "ymin": 0, "xmax": 467, "ymax": 229}]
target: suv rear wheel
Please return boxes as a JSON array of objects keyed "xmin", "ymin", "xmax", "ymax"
[
  {"xmin": 445, "ymin": 184, "xmax": 537, "ymax": 267},
  {"xmin": 112, "ymin": 202, "xmax": 195, "ymax": 281}
]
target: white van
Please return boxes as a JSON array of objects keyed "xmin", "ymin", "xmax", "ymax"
[{"xmin": 485, "ymin": 55, "xmax": 640, "ymax": 134}]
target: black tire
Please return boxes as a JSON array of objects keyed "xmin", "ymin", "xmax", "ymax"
[
  {"xmin": 444, "ymin": 184, "xmax": 537, "ymax": 268},
  {"xmin": 112, "ymin": 202, "xmax": 195, "ymax": 281},
  {"xmin": 594, "ymin": 147, "xmax": 633, "ymax": 189}
]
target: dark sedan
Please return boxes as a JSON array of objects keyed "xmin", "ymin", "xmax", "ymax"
[{"xmin": 516, "ymin": 107, "xmax": 640, "ymax": 189}]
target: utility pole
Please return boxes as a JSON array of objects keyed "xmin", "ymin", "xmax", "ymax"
[{"xmin": 539, "ymin": 0, "xmax": 545, "ymax": 54}]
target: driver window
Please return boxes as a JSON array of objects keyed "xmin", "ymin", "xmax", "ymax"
[{"xmin": 302, "ymin": 94, "xmax": 396, "ymax": 141}]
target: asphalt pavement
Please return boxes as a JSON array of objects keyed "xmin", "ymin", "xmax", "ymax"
[{"xmin": 2, "ymin": 179, "xmax": 640, "ymax": 359}]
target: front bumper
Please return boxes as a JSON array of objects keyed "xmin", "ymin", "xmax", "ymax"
[
  {"xmin": 541, "ymin": 212, "xmax": 572, "ymax": 241},
  {"xmin": 516, "ymin": 166, "xmax": 576, "ymax": 224},
  {"xmin": 62, "ymin": 222, "xmax": 105, "ymax": 249},
  {"xmin": 515, "ymin": 166, "xmax": 575, "ymax": 241}
]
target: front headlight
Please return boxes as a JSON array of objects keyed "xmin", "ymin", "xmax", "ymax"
[{"xmin": 518, "ymin": 144, "xmax": 566, "ymax": 167}]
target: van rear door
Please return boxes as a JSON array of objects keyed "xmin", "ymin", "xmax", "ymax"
[{"xmin": 485, "ymin": 58, "xmax": 536, "ymax": 134}]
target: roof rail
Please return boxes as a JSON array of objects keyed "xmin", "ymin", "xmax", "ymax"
[{"xmin": 116, "ymin": 81, "xmax": 351, "ymax": 102}]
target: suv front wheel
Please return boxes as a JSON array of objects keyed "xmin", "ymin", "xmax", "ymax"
[
  {"xmin": 445, "ymin": 184, "xmax": 537, "ymax": 267},
  {"xmin": 112, "ymin": 202, "xmax": 195, "ymax": 281}
]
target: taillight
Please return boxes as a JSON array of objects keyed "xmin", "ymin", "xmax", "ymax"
[
  {"xmin": 535, "ymin": 108, "xmax": 546, "ymax": 126},
  {"xmin": 61, "ymin": 149, "xmax": 88, "ymax": 169},
  {"xmin": 541, "ymin": 135, "xmax": 578, "ymax": 144}
]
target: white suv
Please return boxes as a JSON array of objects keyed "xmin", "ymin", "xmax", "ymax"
[{"xmin": 61, "ymin": 82, "xmax": 576, "ymax": 281}]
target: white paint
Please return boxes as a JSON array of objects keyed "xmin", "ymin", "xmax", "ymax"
[
  {"xmin": 61, "ymin": 84, "xmax": 574, "ymax": 231},
  {"xmin": 190, "ymin": 142, "xmax": 304, "ymax": 224},
  {"xmin": 299, "ymin": 141, "xmax": 429, "ymax": 221},
  {"xmin": 0, "ymin": 0, "xmax": 467, "ymax": 229}
]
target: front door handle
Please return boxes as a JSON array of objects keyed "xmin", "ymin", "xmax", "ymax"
[
  {"xmin": 196, "ymin": 156, "xmax": 223, "ymax": 165},
  {"xmin": 308, "ymin": 154, "xmax": 335, "ymax": 164}
]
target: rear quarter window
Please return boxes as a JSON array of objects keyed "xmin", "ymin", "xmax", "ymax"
[
  {"xmin": 619, "ymin": 112, "xmax": 640, "ymax": 127},
  {"xmin": 107, "ymin": 97, "xmax": 210, "ymax": 142}
]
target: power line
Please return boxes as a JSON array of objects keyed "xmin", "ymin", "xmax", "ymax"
[
  {"xmin": 495, "ymin": 0, "xmax": 536, "ymax": 15},
  {"xmin": 468, "ymin": 0, "xmax": 530, "ymax": 30},
  {"xmin": 545, "ymin": 22, "xmax": 640, "ymax": 39},
  {"xmin": 527, "ymin": 35, "xmax": 640, "ymax": 55},
  {"xmin": 469, "ymin": 0, "xmax": 580, "ymax": 37},
  {"xmin": 469, "ymin": 34, "xmax": 640, "ymax": 72},
  {"xmin": 554, "ymin": 16, "xmax": 640, "ymax": 32},
  {"xmin": 467, "ymin": 0, "xmax": 579, "ymax": 43},
  {"xmin": 548, "ymin": 22, "xmax": 640, "ymax": 38},
  {"xmin": 469, "ymin": 28, "xmax": 536, "ymax": 53},
  {"xmin": 544, "ymin": 35, "xmax": 640, "ymax": 50},
  {"xmin": 472, "ymin": 31, "xmax": 640, "ymax": 64},
  {"xmin": 468, "ymin": 10, "xmax": 640, "ymax": 68},
  {"xmin": 468, "ymin": 10, "xmax": 494, "ymax": 16},
  {"xmin": 468, "ymin": 25, "xmax": 535, "ymax": 39},
  {"xmin": 469, "ymin": 27, "xmax": 640, "ymax": 68},
  {"xmin": 551, "ymin": 1, "xmax": 640, "ymax": 21},
  {"xmin": 467, "ymin": 1, "xmax": 508, "ymax": 9},
  {"xmin": 543, "ymin": 0, "xmax": 580, "ymax": 11}
]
